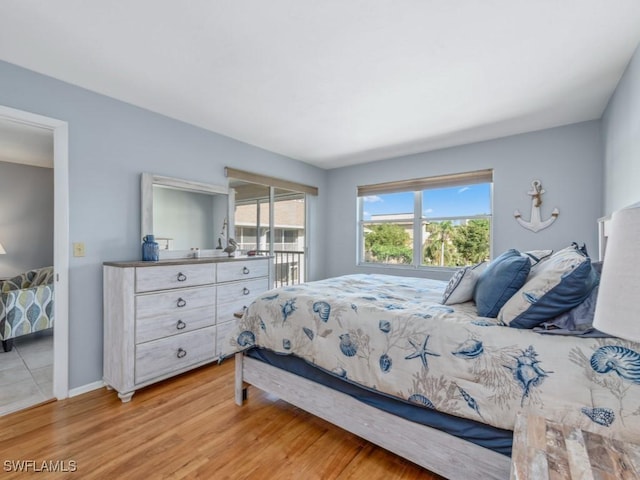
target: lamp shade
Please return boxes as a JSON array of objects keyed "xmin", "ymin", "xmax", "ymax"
[
  {"xmin": 0, "ymin": 243, "xmax": 5, "ymax": 255},
  {"xmin": 593, "ymin": 203, "xmax": 640, "ymax": 343}
]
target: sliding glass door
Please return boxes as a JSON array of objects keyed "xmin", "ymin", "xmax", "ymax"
[
  {"xmin": 271, "ymin": 189, "xmax": 306, "ymax": 286},
  {"xmin": 232, "ymin": 180, "xmax": 307, "ymax": 287}
]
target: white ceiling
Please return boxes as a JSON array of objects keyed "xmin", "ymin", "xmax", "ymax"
[{"xmin": 1, "ymin": 1, "xmax": 639, "ymax": 169}]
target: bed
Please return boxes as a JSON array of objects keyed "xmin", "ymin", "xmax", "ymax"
[{"xmin": 227, "ymin": 249, "xmax": 640, "ymax": 479}]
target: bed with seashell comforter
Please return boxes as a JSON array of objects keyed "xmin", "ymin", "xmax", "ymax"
[{"xmin": 227, "ymin": 273, "xmax": 640, "ymax": 477}]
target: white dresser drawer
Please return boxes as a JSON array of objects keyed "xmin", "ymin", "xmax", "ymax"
[
  {"xmin": 136, "ymin": 264, "xmax": 215, "ymax": 293},
  {"xmin": 216, "ymin": 320, "xmax": 236, "ymax": 357},
  {"xmin": 217, "ymin": 278, "xmax": 269, "ymax": 323},
  {"xmin": 217, "ymin": 259, "xmax": 269, "ymax": 283},
  {"xmin": 135, "ymin": 326, "xmax": 215, "ymax": 384},
  {"xmin": 136, "ymin": 286, "xmax": 215, "ymax": 319},
  {"xmin": 136, "ymin": 305, "xmax": 215, "ymax": 344}
]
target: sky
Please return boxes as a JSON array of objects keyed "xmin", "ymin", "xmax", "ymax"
[{"xmin": 362, "ymin": 183, "xmax": 491, "ymax": 220}]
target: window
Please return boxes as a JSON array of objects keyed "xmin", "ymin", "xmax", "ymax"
[
  {"xmin": 283, "ymin": 229, "xmax": 298, "ymax": 245},
  {"xmin": 358, "ymin": 170, "xmax": 492, "ymax": 268},
  {"xmin": 226, "ymin": 167, "xmax": 315, "ymax": 286},
  {"xmin": 361, "ymin": 192, "xmax": 414, "ymax": 265},
  {"xmin": 236, "ymin": 226, "xmax": 258, "ymax": 250}
]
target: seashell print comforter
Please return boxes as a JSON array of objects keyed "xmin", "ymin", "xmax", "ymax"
[{"xmin": 226, "ymin": 274, "xmax": 640, "ymax": 438}]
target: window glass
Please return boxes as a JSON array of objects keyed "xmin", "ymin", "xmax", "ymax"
[
  {"xmin": 362, "ymin": 192, "xmax": 414, "ymax": 265},
  {"xmin": 422, "ymin": 184, "xmax": 491, "ymax": 218},
  {"xmin": 358, "ymin": 176, "xmax": 492, "ymax": 268},
  {"xmin": 231, "ymin": 179, "xmax": 307, "ymax": 286},
  {"xmin": 421, "ymin": 184, "xmax": 491, "ymax": 267},
  {"xmin": 362, "ymin": 192, "xmax": 413, "ymax": 221},
  {"xmin": 422, "ymin": 218, "xmax": 491, "ymax": 267},
  {"xmin": 283, "ymin": 229, "xmax": 298, "ymax": 244}
]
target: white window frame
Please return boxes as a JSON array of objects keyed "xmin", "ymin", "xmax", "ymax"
[{"xmin": 357, "ymin": 170, "xmax": 493, "ymax": 270}]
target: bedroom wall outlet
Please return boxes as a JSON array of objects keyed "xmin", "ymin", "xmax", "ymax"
[{"xmin": 73, "ymin": 242, "xmax": 86, "ymax": 257}]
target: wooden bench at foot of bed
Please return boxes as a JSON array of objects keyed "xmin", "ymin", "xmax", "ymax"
[{"xmin": 234, "ymin": 352, "xmax": 511, "ymax": 480}]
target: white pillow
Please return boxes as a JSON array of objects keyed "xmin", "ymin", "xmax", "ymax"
[
  {"xmin": 522, "ymin": 249, "xmax": 553, "ymax": 266},
  {"xmin": 441, "ymin": 262, "xmax": 487, "ymax": 305},
  {"xmin": 521, "ymin": 249, "xmax": 553, "ymax": 278}
]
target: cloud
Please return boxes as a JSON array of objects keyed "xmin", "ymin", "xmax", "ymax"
[
  {"xmin": 363, "ymin": 195, "xmax": 383, "ymax": 203},
  {"xmin": 458, "ymin": 186, "xmax": 471, "ymax": 193},
  {"xmin": 423, "ymin": 208, "xmax": 433, "ymax": 214}
]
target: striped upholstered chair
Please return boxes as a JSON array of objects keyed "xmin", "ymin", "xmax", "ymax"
[{"xmin": 0, "ymin": 266, "xmax": 54, "ymax": 352}]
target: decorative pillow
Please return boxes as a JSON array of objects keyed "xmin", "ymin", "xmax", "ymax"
[
  {"xmin": 474, "ymin": 249, "xmax": 531, "ymax": 317},
  {"xmin": 522, "ymin": 249, "xmax": 553, "ymax": 278},
  {"xmin": 441, "ymin": 262, "xmax": 487, "ymax": 305},
  {"xmin": 522, "ymin": 249, "xmax": 552, "ymax": 266},
  {"xmin": 498, "ymin": 245, "xmax": 599, "ymax": 329},
  {"xmin": 533, "ymin": 263, "xmax": 611, "ymax": 337}
]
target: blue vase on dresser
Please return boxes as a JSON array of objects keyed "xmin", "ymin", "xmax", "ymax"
[{"xmin": 142, "ymin": 235, "xmax": 159, "ymax": 261}]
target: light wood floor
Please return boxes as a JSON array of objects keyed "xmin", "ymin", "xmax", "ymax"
[{"xmin": 0, "ymin": 360, "xmax": 443, "ymax": 479}]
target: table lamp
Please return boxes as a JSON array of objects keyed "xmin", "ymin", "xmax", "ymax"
[{"xmin": 593, "ymin": 203, "xmax": 640, "ymax": 342}]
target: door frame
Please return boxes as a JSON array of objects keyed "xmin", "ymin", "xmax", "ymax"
[{"xmin": 0, "ymin": 105, "xmax": 70, "ymax": 399}]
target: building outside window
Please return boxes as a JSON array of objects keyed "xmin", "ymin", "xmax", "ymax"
[
  {"xmin": 234, "ymin": 200, "xmax": 305, "ymax": 253},
  {"xmin": 358, "ymin": 170, "xmax": 493, "ymax": 269},
  {"xmin": 234, "ymin": 192, "xmax": 306, "ymax": 285}
]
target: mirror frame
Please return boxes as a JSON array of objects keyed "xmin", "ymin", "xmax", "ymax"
[{"xmin": 141, "ymin": 173, "xmax": 235, "ymax": 259}]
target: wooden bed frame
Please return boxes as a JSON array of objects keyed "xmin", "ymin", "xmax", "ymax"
[{"xmin": 234, "ymin": 352, "xmax": 511, "ymax": 479}]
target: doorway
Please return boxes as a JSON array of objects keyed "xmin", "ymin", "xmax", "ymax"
[
  {"xmin": 0, "ymin": 105, "xmax": 69, "ymax": 413},
  {"xmin": 231, "ymin": 180, "xmax": 308, "ymax": 287}
]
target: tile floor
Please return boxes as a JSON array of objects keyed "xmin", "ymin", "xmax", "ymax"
[{"xmin": 0, "ymin": 330, "xmax": 53, "ymax": 416}]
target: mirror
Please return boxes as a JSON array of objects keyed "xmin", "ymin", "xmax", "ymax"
[{"xmin": 141, "ymin": 173, "xmax": 234, "ymax": 259}]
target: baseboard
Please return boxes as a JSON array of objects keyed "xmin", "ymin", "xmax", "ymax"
[{"xmin": 68, "ymin": 380, "xmax": 104, "ymax": 398}]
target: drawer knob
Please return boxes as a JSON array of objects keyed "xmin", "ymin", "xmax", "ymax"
[
  {"xmin": 242, "ymin": 267, "xmax": 250, "ymax": 275},
  {"xmin": 176, "ymin": 320, "xmax": 186, "ymax": 330},
  {"xmin": 177, "ymin": 348, "xmax": 187, "ymax": 359},
  {"xmin": 177, "ymin": 298, "xmax": 187, "ymax": 308},
  {"xmin": 177, "ymin": 272, "xmax": 187, "ymax": 282},
  {"xmin": 243, "ymin": 287, "xmax": 250, "ymax": 295}
]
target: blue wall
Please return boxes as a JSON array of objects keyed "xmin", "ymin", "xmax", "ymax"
[
  {"xmin": 602, "ymin": 43, "xmax": 640, "ymax": 213},
  {"xmin": 0, "ymin": 60, "xmax": 327, "ymax": 389},
  {"xmin": 324, "ymin": 122, "xmax": 603, "ymax": 281}
]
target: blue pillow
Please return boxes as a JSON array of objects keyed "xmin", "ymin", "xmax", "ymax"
[
  {"xmin": 499, "ymin": 245, "xmax": 599, "ymax": 329},
  {"xmin": 474, "ymin": 249, "xmax": 531, "ymax": 317}
]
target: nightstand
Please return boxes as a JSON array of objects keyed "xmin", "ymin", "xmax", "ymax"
[{"xmin": 510, "ymin": 412, "xmax": 640, "ymax": 479}]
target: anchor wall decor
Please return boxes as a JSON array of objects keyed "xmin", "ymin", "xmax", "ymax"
[{"xmin": 514, "ymin": 180, "xmax": 559, "ymax": 233}]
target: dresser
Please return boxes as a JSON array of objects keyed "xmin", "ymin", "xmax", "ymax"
[{"xmin": 103, "ymin": 256, "xmax": 270, "ymax": 402}]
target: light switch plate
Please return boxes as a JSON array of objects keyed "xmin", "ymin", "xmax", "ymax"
[{"xmin": 73, "ymin": 242, "xmax": 85, "ymax": 257}]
